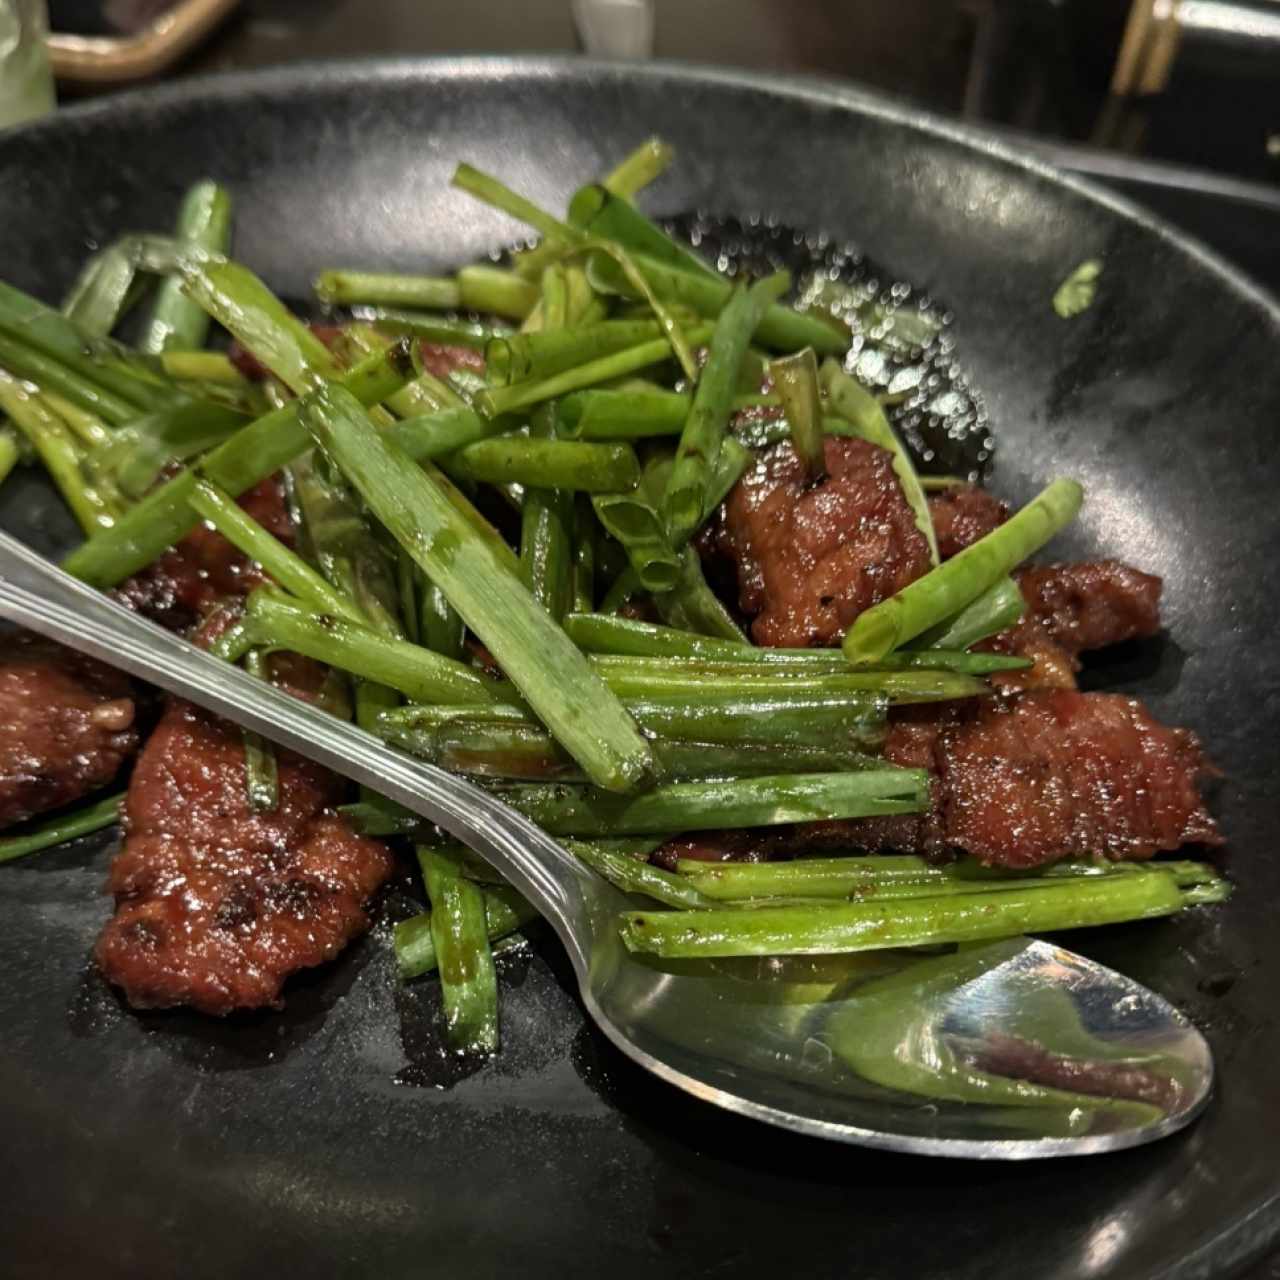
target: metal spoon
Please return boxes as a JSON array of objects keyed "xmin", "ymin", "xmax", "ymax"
[{"xmin": 0, "ymin": 531, "xmax": 1213, "ymax": 1157}]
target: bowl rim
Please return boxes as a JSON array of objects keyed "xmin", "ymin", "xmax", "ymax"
[{"xmin": 7, "ymin": 52, "xmax": 1279, "ymax": 334}]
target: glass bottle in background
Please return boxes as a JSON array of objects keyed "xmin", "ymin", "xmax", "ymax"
[{"xmin": 0, "ymin": 0, "xmax": 55, "ymax": 128}]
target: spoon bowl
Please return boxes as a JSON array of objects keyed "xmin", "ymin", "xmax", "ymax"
[{"xmin": 0, "ymin": 529, "xmax": 1213, "ymax": 1157}]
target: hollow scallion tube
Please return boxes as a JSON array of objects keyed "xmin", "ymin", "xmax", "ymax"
[
  {"xmin": 417, "ymin": 844, "xmax": 499, "ymax": 1053},
  {"xmin": 61, "ymin": 340, "xmax": 414, "ymax": 588},
  {"xmin": 619, "ymin": 872, "xmax": 1192, "ymax": 959},
  {"xmin": 0, "ymin": 791, "xmax": 124, "ymax": 864},
  {"xmin": 396, "ymin": 715, "xmax": 882, "ymax": 782},
  {"xmin": 664, "ymin": 273, "xmax": 790, "ymax": 543},
  {"xmin": 188, "ymin": 479, "xmax": 367, "ymax": 623},
  {"xmin": 0, "ymin": 280, "xmax": 178, "ymax": 416},
  {"xmin": 585, "ymin": 248, "xmax": 848, "ymax": 355},
  {"xmin": 843, "ymin": 479, "xmax": 1084, "ymax": 665},
  {"xmin": 386, "ymin": 405, "xmax": 513, "ymax": 461},
  {"xmin": 557, "ymin": 387, "xmax": 690, "ymax": 440},
  {"xmin": 314, "ymin": 271, "xmax": 462, "ymax": 309},
  {"xmin": 444, "ymin": 437, "xmax": 640, "ymax": 493},
  {"xmin": 357, "ymin": 308, "xmax": 498, "ymax": 349},
  {"xmin": 520, "ymin": 405, "xmax": 574, "ymax": 621},
  {"xmin": 486, "ymin": 319, "xmax": 666, "ymax": 386},
  {"xmin": 452, "ymin": 162, "xmax": 584, "ymax": 244},
  {"xmin": 418, "ymin": 572, "xmax": 466, "ymax": 661},
  {"xmin": 240, "ymin": 649, "xmax": 280, "ymax": 815},
  {"xmin": 301, "ymin": 384, "xmax": 656, "ymax": 793},
  {"xmin": 0, "ymin": 372, "xmax": 118, "ymax": 534},
  {"xmin": 569, "ymin": 184, "xmax": 719, "ymax": 282},
  {"xmin": 677, "ymin": 855, "xmax": 1228, "ymax": 902},
  {"xmin": 821, "ymin": 359, "xmax": 937, "ymax": 563},
  {"xmin": 61, "ymin": 245, "xmax": 140, "ymax": 338},
  {"xmin": 651, "ymin": 547, "xmax": 745, "ymax": 641},
  {"xmin": 572, "ymin": 494, "xmax": 596, "ymax": 614},
  {"xmin": 590, "ymin": 488, "xmax": 681, "ymax": 591},
  {"xmin": 178, "ymin": 256, "xmax": 341, "ymax": 395},
  {"xmin": 478, "ymin": 325, "xmax": 714, "ymax": 419},
  {"xmin": 0, "ymin": 330, "xmax": 144, "ymax": 427},
  {"xmin": 562, "ymin": 614, "xmax": 1026, "ymax": 675},
  {"xmin": 770, "ymin": 347, "xmax": 826, "ymax": 482},
  {"xmin": 140, "ymin": 181, "xmax": 233, "ymax": 354},
  {"xmin": 602, "ymin": 138, "xmax": 675, "ymax": 198},
  {"xmin": 909, "ymin": 576, "xmax": 1027, "ymax": 652},
  {"xmin": 377, "ymin": 685, "xmax": 887, "ymax": 754},
  {"xmin": 455, "ymin": 265, "xmax": 540, "ymax": 319},
  {"xmin": 491, "ymin": 769, "xmax": 926, "ymax": 837},
  {"xmin": 585, "ymin": 657, "xmax": 989, "ymax": 705},
  {"xmin": 242, "ymin": 590, "xmax": 503, "ymax": 706},
  {"xmin": 395, "ymin": 882, "xmax": 538, "ymax": 980},
  {"xmin": 40, "ymin": 391, "xmax": 112, "ymax": 450},
  {"xmin": 565, "ymin": 840, "xmax": 714, "ymax": 910},
  {"xmin": 287, "ymin": 449, "xmax": 404, "ymax": 637}
]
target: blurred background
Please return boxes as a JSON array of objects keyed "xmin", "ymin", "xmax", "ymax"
[
  {"xmin": 31, "ymin": 0, "xmax": 1280, "ymax": 182},
  {"xmin": 7, "ymin": 0, "xmax": 1274, "ymax": 286}
]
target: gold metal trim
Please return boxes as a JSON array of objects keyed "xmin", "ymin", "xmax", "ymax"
[
  {"xmin": 48, "ymin": 0, "xmax": 240, "ymax": 85},
  {"xmin": 1112, "ymin": 0, "xmax": 1184, "ymax": 96}
]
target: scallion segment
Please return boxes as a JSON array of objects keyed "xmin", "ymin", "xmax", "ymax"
[
  {"xmin": 491, "ymin": 769, "xmax": 927, "ymax": 837},
  {"xmin": 301, "ymin": 383, "xmax": 655, "ymax": 793},
  {"xmin": 843, "ymin": 479, "xmax": 1084, "ymax": 665},
  {"xmin": 621, "ymin": 873, "xmax": 1193, "ymax": 959},
  {"xmin": 416, "ymin": 844, "xmax": 500, "ymax": 1053}
]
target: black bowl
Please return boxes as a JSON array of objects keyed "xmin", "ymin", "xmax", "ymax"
[{"xmin": 1, "ymin": 58, "xmax": 1277, "ymax": 1280}]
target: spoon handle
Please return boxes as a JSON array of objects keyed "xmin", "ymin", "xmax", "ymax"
[{"xmin": 0, "ymin": 530, "xmax": 595, "ymax": 971}]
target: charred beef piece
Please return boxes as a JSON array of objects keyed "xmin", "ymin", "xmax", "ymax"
[
  {"xmin": 927, "ymin": 484, "xmax": 1009, "ymax": 559},
  {"xmin": 988, "ymin": 561, "xmax": 1163, "ymax": 692},
  {"xmin": 1014, "ymin": 561, "xmax": 1162, "ymax": 655},
  {"xmin": 113, "ymin": 475, "xmax": 293, "ymax": 632},
  {"xmin": 710, "ymin": 437, "xmax": 932, "ymax": 647},
  {"xmin": 95, "ymin": 659, "xmax": 393, "ymax": 1014},
  {"xmin": 0, "ymin": 633, "xmax": 140, "ymax": 829},
  {"xmin": 805, "ymin": 690, "xmax": 1220, "ymax": 869}
]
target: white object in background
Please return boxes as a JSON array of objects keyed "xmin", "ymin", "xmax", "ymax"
[
  {"xmin": 572, "ymin": 0, "xmax": 655, "ymax": 58},
  {"xmin": 0, "ymin": 0, "xmax": 54, "ymax": 128}
]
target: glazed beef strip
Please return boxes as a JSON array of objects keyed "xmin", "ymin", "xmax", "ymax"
[
  {"xmin": 708, "ymin": 436, "xmax": 931, "ymax": 647},
  {"xmin": 100, "ymin": 448, "xmax": 397, "ymax": 1012},
  {"xmin": 656, "ymin": 688, "xmax": 1219, "ymax": 872},
  {"xmin": 95, "ymin": 657, "xmax": 394, "ymax": 1015},
  {"xmin": 985, "ymin": 561, "xmax": 1163, "ymax": 692},
  {"xmin": 0, "ymin": 633, "xmax": 140, "ymax": 829},
  {"xmin": 809, "ymin": 690, "xmax": 1220, "ymax": 869}
]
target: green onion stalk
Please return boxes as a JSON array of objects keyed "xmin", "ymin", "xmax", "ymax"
[
  {"xmin": 301, "ymin": 384, "xmax": 656, "ymax": 793},
  {"xmin": 491, "ymin": 769, "xmax": 927, "ymax": 837},
  {"xmin": 842, "ymin": 478, "xmax": 1083, "ymax": 665},
  {"xmin": 140, "ymin": 180, "xmax": 234, "ymax": 354},
  {"xmin": 620, "ymin": 872, "xmax": 1213, "ymax": 959}
]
